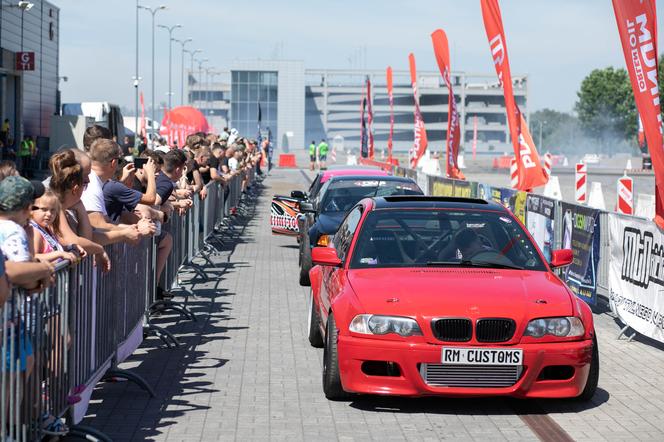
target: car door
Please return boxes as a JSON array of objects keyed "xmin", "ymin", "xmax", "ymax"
[{"xmin": 320, "ymin": 206, "xmax": 363, "ymax": 324}]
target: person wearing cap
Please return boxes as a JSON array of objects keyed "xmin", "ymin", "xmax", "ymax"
[{"xmin": 0, "ymin": 176, "xmax": 55, "ymax": 290}]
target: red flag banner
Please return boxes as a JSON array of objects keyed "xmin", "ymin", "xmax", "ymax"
[
  {"xmin": 480, "ymin": 0, "xmax": 547, "ymax": 191},
  {"xmin": 431, "ymin": 29, "xmax": 465, "ymax": 180},
  {"xmin": 386, "ymin": 66, "xmax": 395, "ymax": 162},
  {"xmin": 360, "ymin": 95, "xmax": 368, "ymax": 158},
  {"xmin": 409, "ymin": 53, "xmax": 428, "ymax": 169},
  {"xmin": 139, "ymin": 92, "xmax": 147, "ymax": 142},
  {"xmin": 366, "ymin": 77, "xmax": 375, "ymax": 159},
  {"xmin": 612, "ymin": 0, "xmax": 664, "ymax": 228}
]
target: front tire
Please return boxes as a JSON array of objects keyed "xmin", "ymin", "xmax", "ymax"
[
  {"xmin": 323, "ymin": 313, "xmax": 348, "ymax": 400},
  {"xmin": 307, "ymin": 289, "xmax": 323, "ymax": 347},
  {"xmin": 576, "ymin": 335, "xmax": 599, "ymax": 401}
]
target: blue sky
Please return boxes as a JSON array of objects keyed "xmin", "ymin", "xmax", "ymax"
[{"xmin": 57, "ymin": 0, "xmax": 664, "ymax": 113}]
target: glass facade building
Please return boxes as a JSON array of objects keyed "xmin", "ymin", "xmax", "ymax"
[{"xmin": 231, "ymin": 71, "xmax": 278, "ymax": 138}]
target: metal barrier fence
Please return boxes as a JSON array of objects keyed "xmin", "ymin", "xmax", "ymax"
[{"xmin": 0, "ymin": 172, "xmax": 253, "ymax": 441}]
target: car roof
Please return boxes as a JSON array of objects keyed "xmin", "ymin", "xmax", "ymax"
[
  {"xmin": 325, "ymin": 174, "xmax": 412, "ymax": 184},
  {"xmin": 370, "ymin": 195, "xmax": 507, "ymax": 211},
  {"xmin": 319, "ymin": 168, "xmax": 388, "ymax": 183}
]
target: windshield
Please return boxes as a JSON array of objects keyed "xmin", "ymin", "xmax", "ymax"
[
  {"xmin": 349, "ymin": 209, "xmax": 546, "ymax": 271},
  {"xmin": 319, "ymin": 180, "xmax": 421, "ymax": 214}
]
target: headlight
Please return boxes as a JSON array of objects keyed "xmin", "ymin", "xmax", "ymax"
[
  {"xmin": 316, "ymin": 234, "xmax": 331, "ymax": 246},
  {"xmin": 349, "ymin": 314, "xmax": 422, "ymax": 337},
  {"xmin": 524, "ymin": 317, "xmax": 584, "ymax": 338}
]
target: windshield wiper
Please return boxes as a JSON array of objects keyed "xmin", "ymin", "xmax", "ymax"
[{"xmin": 426, "ymin": 260, "xmax": 524, "ymax": 270}]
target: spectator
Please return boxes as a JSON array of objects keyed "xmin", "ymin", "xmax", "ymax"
[
  {"xmin": 48, "ymin": 150, "xmax": 110, "ymax": 271},
  {"xmin": 83, "ymin": 125, "xmax": 112, "ymax": 152},
  {"xmin": 17, "ymin": 135, "xmax": 35, "ymax": 175},
  {"xmin": 0, "ymin": 176, "xmax": 54, "ymax": 290},
  {"xmin": 104, "ymin": 157, "xmax": 157, "ymax": 223},
  {"xmin": 228, "ymin": 149, "xmax": 241, "ymax": 171},
  {"xmin": 318, "ymin": 139, "xmax": 329, "ymax": 170},
  {"xmin": 81, "ymin": 138, "xmax": 154, "ymax": 242},
  {"xmin": 160, "ymin": 150, "xmax": 193, "ymax": 214},
  {"xmin": 1, "ymin": 118, "xmax": 9, "ymax": 148},
  {"xmin": 309, "ymin": 140, "xmax": 317, "ymax": 171},
  {"xmin": 29, "ymin": 190, "xmax": 81, "ymax": 264},
  {"xmin": 0, "ymin": 160, "xmax": 18, "ymax": 181}
]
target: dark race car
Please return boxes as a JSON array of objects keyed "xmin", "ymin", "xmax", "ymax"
[{"xmin": 297, "ymin": 176, "xmax": 422, "ymax": 285}]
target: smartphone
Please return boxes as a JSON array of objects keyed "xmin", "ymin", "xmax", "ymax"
[{"xmin": 134, "ymin": 158, "xmax": 148, "ymax": 169}]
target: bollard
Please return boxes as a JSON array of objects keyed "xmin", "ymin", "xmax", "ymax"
[
  {"xmin": 575, "ymin": 163, "xmax": 587, "ymax": 204},
  {"xmin": 543, "ymin": 175, "xmax": 562, "ymax": 200},
  {"xmin": 588, "ymin": 182, "xmax": 606, "ymax": 210},
  {"xmin": 510, "ymin": 157, "xmax": 518, "ymax": 189},
  {"xmin": 617, "ymin": 174, "xmax": 634, "ymax": 215},
  {"xmin": 543, "ymin": 152, "xmax": 553, "ymax": 179}
]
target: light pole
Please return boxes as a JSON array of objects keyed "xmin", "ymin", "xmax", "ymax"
[
  {"xmin": 194, "ymin": 58, "xmax": 208, "ymax": 109},
  {"xmin": 172, "ymin": 37, "xmax": 192, "ymax": 107},
  {"xmin": 138, "ymin": 4, "xmax": 166, "ymax": 143},
  {"xmin": 185, "ymin": 49, "xmax": 202, "ymax": 105},
  {"xmin": 538, "ymin": 120, "xmax": 547, "ymax": 149},
  {"xmin": 158, "ymin": 23, "xmax": 182, "ymax": 112}
]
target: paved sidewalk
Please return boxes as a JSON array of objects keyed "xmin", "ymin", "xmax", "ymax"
[{"xmin": 79, "ymin": 168, "xmax": 664, "ymax": 442}]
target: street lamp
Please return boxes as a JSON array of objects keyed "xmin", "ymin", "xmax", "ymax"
[
  {"xmin": 138, "ymin": 4, "xmax": 166, "ymax": 143},
  {"xmin": 194, "ymin": 58, "xmax": 208, "ymax": 109},
  {"xmin": 538, "ymin": 120, "xmax": 547, "ymax": 149},
  {"xmin": 207, "ymin": 70, "xmax": 220, "ymax": 117},
  {"xmin": 184, "ymin": 48, "xmax": 202, "ymax": 105},
  {"xmin": 172, "ymin": 37, "xmax": 192, "ymax": 107},
  {"xmin": 17, "ymin": 1, "xmax": 34, "ymax": 51},
  {"xmin": 157, "ymin": 23, "xmax": 182, "ymax": 112}
]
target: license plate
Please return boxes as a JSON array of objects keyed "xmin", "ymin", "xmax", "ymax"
[{"xmin": 441, "ymin": 347, "xmax": 523, "ymax": 366}]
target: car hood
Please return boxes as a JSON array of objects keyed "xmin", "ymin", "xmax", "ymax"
[
  {"xmin": 316, "ymin": 212, "xmax": 346, "ymax": 235},
  {"xmin": 347, "ymin": 267, "xmax": 573, "ymax": 327}
]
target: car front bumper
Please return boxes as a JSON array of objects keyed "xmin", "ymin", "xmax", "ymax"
[{"xmin": 338, "ymin": 335, "xmax": 594, "ymax": 398}]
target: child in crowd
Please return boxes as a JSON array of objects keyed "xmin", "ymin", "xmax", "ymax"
[{"xmin": 29, "ymin": 190, "xmax": 82, "ymax": 264}]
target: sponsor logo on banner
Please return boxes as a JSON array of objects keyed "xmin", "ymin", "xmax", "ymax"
[
  {"xmin": 270, "ymin": 196, "xmax": 301, "ymax": 236},
  {"xmin": 526, "ymin": 194, "xmax": 556, "ymax": 262},
  {"xmin": 609, "ymin": 214, "xmax": 664, "ymax": 343},
  {"xmin": 561, "ymin": 202, "xmax": 601, "ymax": 305}
]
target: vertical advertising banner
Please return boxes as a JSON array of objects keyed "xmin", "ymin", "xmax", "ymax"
[
  {"xmin": 386, "ymin": 66, "xmax": 395, "ymax": 161},
  {"xmin": 480, "ymin": 0, "xmax": 548, "ymax": 191},
  {"xmin": 612, "ymin": 0, "xmax": 664, "ymax": 229},
  {"xmin": 431, "ymin": 29, "xmax": 464, "ymax": 180},
  {"xmin": 608, "ymin": 214, "xmax": 664, "ymax": 343},
  {"xmin": 366, "ymin": 77, "xmax": 375, "ymax": 159},
  {"xmin": 526, "ymin": 194, "xmax": 556, "ymax": 262},
  {"xmin": 508, "ymin": 191, "xmax": 527, "ymax": 224},
  {"xmin": 561, "ymin": 203, "xmax": 601, "ymax": 305},
  {"xmin": 360, "ymin": 96, "xmax": 368, "ymax": 158},
  {"xmin": 409, "ymin": 53, "xmax": 428, "ymax": 169}
]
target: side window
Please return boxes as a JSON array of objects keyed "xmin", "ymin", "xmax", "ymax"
[{"xmin": 333, "ymin": 207, "xmax": 363, "ymax": 261}]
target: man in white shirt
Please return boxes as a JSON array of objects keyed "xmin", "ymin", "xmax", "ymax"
[{"xmin": 81, "ymin": 138, "xmax": 154, "ymax": 244}]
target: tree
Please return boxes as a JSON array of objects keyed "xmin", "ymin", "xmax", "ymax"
[
  {"xmin": 574, "ymin": 67, "xmax": 636, "ymax": 151},
  {"xmin": 529, "ymin": 109, "xmax": 581, "ymax": 153}
]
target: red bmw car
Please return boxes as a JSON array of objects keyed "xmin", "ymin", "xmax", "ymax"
[{"xmin": 308, "ymin": 196, "xmax": 598, "ymax": 401}]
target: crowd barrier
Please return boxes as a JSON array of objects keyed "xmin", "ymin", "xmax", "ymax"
[
  {"xmin": 0, "ymin": 171, "xmax": 256, "ymax": 441},
  {"xmin": 367, "ymin": 160, "xmax": 664, "ymax": 346}
]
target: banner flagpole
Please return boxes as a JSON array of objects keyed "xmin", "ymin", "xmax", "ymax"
[{"xmin": 408, "ymin": 53, "xmax": 428, "ymax": 169}]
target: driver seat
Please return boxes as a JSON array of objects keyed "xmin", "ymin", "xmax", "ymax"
[{"xmin": 371, "ymin": 230, "xmax": 403, "ymax": 265}]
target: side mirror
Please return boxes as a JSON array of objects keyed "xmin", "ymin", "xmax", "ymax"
[
  {"xmin": 291, "ymin": 190, "xmax": 306, "ymax": 199},
  {"xmin": 312, "ymin": 247, "xmax": 342, "ymax": 267},
  {"xmin": 300, "ymin": 201, "xmax": 316, "ymax": 213},
  {"xmin": 549, "ymin": 249, "xmax": 573, "ymax": 268}
]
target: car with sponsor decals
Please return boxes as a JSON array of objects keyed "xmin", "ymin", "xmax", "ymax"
[
  {"xmin": 270, "ymin": 168, "xmax": 389, "ymax": 237},
  {"xmin": 298, "ymin": 176, "xmax": 422, "ymax": 286},
  {"xmin": 307, "ymin": 196, "xmax": 599, "ymax": 401}
]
